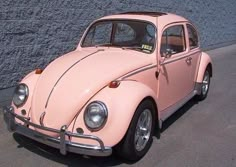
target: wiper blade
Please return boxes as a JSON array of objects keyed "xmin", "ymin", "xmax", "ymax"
[
  {"xmin": 122, "ymin": 46, "xmax": 143, "ymax": 51},
  {"xmin": 122, "ymin": 45, "xmax": 152, "ymax": 53}
]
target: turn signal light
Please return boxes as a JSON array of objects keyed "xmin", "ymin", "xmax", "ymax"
[
  {"xmin": 109, "ymin": 81, "xmax": 120, "ymax": 88},
  {"xmin": 35, "ymin": 68, "xmax": 43, "ymax": 74}
]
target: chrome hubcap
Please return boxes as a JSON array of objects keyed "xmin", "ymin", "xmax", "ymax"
[
  {"xmin": 134, "ymin": 109, "xmax": 152, "ymax": 151},
  {"xmin": 202, "ymin": 70, "xmax": 210, "ymax": 96}
]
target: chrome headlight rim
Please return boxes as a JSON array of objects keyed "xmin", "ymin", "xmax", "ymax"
[
  {"xmin": 84, "ymin": 101, "xmax": 108, "ymax": 132},
  {"xmin": 12, "ymin": 83, "xmax": 29, "ymax": 107}
]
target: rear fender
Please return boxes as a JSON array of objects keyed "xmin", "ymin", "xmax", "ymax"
[
  {"xmin": 69, "ymin": 80, "xmax": 159, "ymax": 147},
  {"xmin": 196, "ymin": 52, "xmax": 213, "ymax": 83}
]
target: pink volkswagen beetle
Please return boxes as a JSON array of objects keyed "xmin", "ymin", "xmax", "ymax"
[{"xmin": 3, "ymin": 12, "xmax": 212, "ymax": 161}]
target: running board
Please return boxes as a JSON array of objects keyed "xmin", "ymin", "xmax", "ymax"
[{"xmin": 159, "ymin": 90, "xmax": 198, "ymax": 129}]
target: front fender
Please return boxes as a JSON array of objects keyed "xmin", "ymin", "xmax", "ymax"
[
  {"xmin": 196, "ymin": 52, "xmax": 213, "ymax": 83},
  {"xmin": 69, "ymin": 80, "xmax": 158, "ymax": 147}
]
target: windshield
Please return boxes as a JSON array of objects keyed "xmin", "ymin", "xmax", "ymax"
[{"xmin": 82, "ymin": 20, "xmax": 156, "ymax": 53}]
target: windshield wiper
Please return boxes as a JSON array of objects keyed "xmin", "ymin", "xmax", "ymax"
[
  {"xmin": 94, "ymin": 44, "xmax": 149, "ymax": 53},
  {"xmin": 122, "ymin": 46, "xmax": 143, "ymax": 51},
  {"xmin": 122, "ymin": 46, "xmax": 152, "ymax": 53}
]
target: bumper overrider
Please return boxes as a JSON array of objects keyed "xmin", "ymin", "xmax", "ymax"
[{"xmin": 2, "ymin": 106, "xmax": 112, "ymax": 156}]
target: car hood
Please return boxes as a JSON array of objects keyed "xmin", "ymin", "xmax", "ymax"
[{"xmin": 30, "ymin": 48, "xmax": 153, "ymax": 132}]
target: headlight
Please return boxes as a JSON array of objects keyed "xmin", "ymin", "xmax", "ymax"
[
  {"xmin": 84, "ymin": 101, "xmax": 108, "ymax": 131},
  {"xmin": 12, "ymin": 83, "xmax": 29, "ymax": 107}
]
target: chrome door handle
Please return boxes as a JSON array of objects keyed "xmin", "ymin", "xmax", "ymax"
[{"xmin": 186, "ymin": 57, "xmax": 192, "ymax": 63}]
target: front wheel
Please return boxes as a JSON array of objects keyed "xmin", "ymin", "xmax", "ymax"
[
  {"xmin": 115, "ymin": 100, "xmax": 156, "ymax": 161},
  {"xmin": 196, "ymin": 67, "xmax": 211, "ymax": 100}
]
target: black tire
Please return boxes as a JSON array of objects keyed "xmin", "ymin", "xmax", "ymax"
[
  {"xmin": 196, "ymin": 67, "xmax": 211, "ymax": 101},
  {"xmin": 115, "ymin": 99, "xmax": 156, "ymax": 161}
]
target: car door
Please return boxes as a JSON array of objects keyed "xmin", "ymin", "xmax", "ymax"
[
  {"xmin": 157, "ymin": 24, "xmax": 193, "ymax": 114},
  {"xmin": 186, "ymin": 23, "xmax": 201, "ymax": 87}
]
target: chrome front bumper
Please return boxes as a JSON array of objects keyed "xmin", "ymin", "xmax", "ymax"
[{"xmin": 2, "ymin": 106, "xmax": 112, "ymax": 157}]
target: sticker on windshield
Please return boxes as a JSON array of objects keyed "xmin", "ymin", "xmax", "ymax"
[{"xmin": 142, "ymin": 44, "xmax": 153, "ymax": 51}]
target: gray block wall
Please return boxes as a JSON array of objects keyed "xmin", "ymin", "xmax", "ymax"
[{"xmin": 0, "ymin": 0, "xmax": 236, "ymax": 89}]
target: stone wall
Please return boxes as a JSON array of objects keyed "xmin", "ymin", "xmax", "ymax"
[{"xmin": 0, "ymin": 0, "xmax": 236, "ymax": 88}]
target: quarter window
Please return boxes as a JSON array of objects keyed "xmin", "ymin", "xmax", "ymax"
[
  {"xmin": 187, "ymin": 24, "xmax": 199, "ymax": 49},
  {"xmin": 161, "ymin": 25, "xmax": 186, "ymax": 56}
]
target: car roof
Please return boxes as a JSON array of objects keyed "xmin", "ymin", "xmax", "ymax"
[{"xmin": 99, "ymin": 11, "xmax": 188, "ymax": 26}]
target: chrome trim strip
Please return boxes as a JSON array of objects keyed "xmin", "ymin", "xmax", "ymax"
[
  {"xmin": 3, "ymin": 106, "xmax": 112, "ymax": 156},
  {"xmin": 45, "ymin": 50, "xmax": 103, "ymax": 108},
  {"xmin": 120, "ymin": 64, "xmax": 157, "ymax": 80},
  {"xmin": 160, "ymin": 90, "xmax": 197, "ymax": 124},
  {"xmin": 160, "ymin": 50, "xmax": 201, "ymax": 65}
]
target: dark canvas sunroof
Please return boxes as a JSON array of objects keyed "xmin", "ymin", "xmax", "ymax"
[{"xmin": 119, "ymin": 11, "xmax": 167, "ymax": 17}]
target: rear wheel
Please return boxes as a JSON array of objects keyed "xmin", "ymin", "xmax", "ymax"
[
  {"xmin": 196, "ymin": 67, "xmax": 211, "ymax": 100},
  {"xmin": 115, "ymin": 100, "xmax": 156, "ymax": 161}
]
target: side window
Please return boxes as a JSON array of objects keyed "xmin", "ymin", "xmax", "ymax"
[
  {"xmin": 83, "ymin": 22, "xmax": 112, "ymax": 46},
  {"xmin": 161, "ymin": 25, "xmax": 186, "ymax": 56},
  {"xmin": 114, "ymin": 23, "xmax": 136, "ymax": 43},
  {"xmin": 187, "ymin": 24, "xmax": 199, "ymax": 49}
]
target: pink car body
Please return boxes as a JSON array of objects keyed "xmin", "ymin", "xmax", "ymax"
[{"xmin": 3, "ymin": 12, "xmax": 212, "ymax": 160}]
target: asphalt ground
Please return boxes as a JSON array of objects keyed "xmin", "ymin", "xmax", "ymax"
[{"xmin": 0, "ymin": 44, "xmax": 236, "ymax": 167}]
